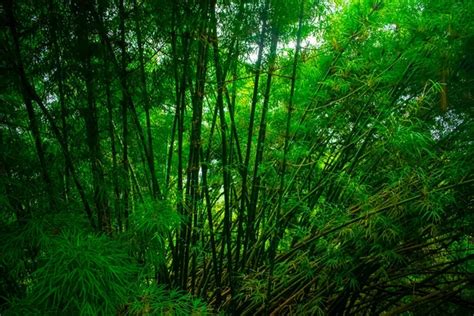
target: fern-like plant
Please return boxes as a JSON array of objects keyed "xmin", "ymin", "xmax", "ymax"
[
  {"xmin": 126, "ymin": 283, "xmax": 207, "ymax": 315},
  {"xmin": 6, "ymin": 229, "xmax": 137, "ymax": 315}
]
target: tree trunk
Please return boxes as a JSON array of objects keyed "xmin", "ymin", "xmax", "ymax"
[
  {"xmin": 241, "ymin": 0, "xmax": 270, "ymax": 268},
  {"xmin": 74, "ymin": 0, "xmax": 111, "ymax": 233},
  {"xmin": 6, "ymin": 0, "xmax": 96, "ymax": 229}
]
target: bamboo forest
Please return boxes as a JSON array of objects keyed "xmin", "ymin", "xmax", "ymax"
[{"xmin": 1, "ymin": 0, "xmax": 473, "ymax": 314}]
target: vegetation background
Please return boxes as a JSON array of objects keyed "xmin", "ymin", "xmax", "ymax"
[{"xmin": 1, "ymin": 0, "xmax": 473, "ymax": 314}]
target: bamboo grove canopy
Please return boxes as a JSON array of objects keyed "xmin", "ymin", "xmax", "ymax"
[{"xmin": 1, "ymin": 0, "xmax": 473, "ymax": 314}]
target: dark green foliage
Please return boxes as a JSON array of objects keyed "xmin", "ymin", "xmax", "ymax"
[
  {"xmin": 1, "ymin": 0, "xmax": 473, "ymax": 314},
  {"xmin": 127, "ymin": 284, "xmax": 207, "ymax": 315},
  {"xmin": 12, "ymin": 230, "xmax": 135, "ymax": 315}
]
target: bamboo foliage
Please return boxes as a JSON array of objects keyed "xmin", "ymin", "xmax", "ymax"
[{"xmin": 1, "ymin": 0, "xmax": 473, "ymax": 315}]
